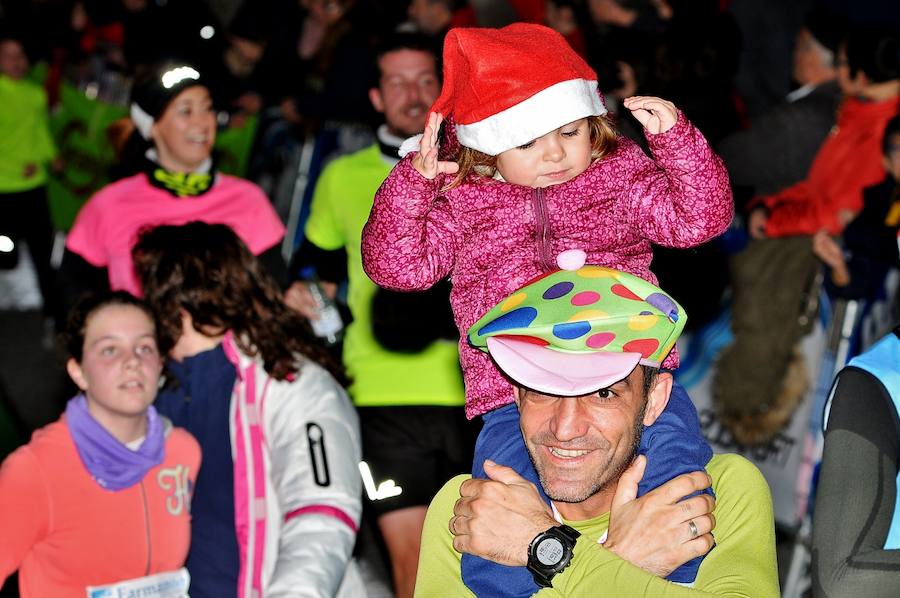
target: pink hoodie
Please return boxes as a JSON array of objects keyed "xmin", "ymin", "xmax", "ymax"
[{"xmin": 362, "ymin": 112, "xmax": 733, "ymax": 419}]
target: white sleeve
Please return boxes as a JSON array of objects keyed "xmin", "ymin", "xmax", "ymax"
[{"xmin": 265, "ymin": 363, "xmax": 363, "ymax": 597}]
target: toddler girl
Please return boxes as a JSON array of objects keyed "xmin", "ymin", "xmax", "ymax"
[{"xmin": 361, "ymin": 23, "xmax": 732, "ymax": 594}]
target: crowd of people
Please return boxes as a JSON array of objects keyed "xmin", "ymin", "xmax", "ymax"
[{"xmin": 1, "ymin": 0, "xmax": 900, "ymax": 596}]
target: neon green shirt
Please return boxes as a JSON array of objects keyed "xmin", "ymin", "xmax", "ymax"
[
  {"xmin": 415, "ymin": 454, "xmax": 780, "ymax": 597},
  {"xmin": 0, "ymin": 75, "xmax": 57, "ymax": 192},
  {"xmin": 304, "ymin": 144, "xmax": 464, "ymax": 407}
]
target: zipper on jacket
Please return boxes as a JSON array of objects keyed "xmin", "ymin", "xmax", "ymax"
[
  {"xmin": 140, "ymin": 480, "xmax": 152, "ymax": 575},
  {"xmin": 532, "ymin": 186, "xmax": 555, "ymax": 271}
]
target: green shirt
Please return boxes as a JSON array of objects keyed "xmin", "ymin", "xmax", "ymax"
[
  {"xmin": 415, "ymin": 454, "xmax": 780, "ymax": 597},
  {"xmin": 0, "ymin": 75, "xmax": 57, "ymax": 192},
  {"xmin": 304, "ymin": 144, "xmax": 464, "ymax": 407}
]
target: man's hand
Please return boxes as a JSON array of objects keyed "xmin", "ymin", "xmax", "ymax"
[
  {"xmin": 284, "ymin": 280, "xmax": 337, "ymax": 319},
  {"xmin": 622, "ymin": 96, "xmax": 678, "ymax": 134},
  {"xmin": 411, "ymin": 112, "xmax": 460, "ymax": 180},
  {"xmin": 603, "ymin": 456, "xmax": 716, "ymax": 577},
  {"xmin": 747, "ymin": 206, "xmax": 768, "ymax": 240},
  {"xmin": 451, "ymin": 460, "xmax": 558, "ymax": 566},
  {"xmin": 812, "ymin": 230, "xmax": 850, "ymax": 286}
]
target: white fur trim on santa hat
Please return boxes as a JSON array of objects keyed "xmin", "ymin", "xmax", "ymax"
[{"xmin": 456, "ymin": 79, "xmax": 606, "ymax": 156}]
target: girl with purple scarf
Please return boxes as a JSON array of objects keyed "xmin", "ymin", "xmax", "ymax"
[{"xmin": 0, "ymin": 292, "xmax": 200, "ymax": 598}]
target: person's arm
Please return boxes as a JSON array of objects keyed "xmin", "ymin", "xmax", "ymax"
[
  {"xmin": 624, "ymin": 109, "xmax": 734, "ymax": 248},
  {"xmin": 265, "ymin": 364, "xmax": 362, "ymax": 597},
  {"xmin": 289, "ymin": 239, "xmax": 348, "ymax": 285},
  {"xmin": 257, "ymin": 243, "xmax": 289, "ymax": 290},
  {"xmin": 360, "ymin": 156, "xmax": 461, "ymax": 291},
  {"xmin": 417, "ymin": 456, "xmax": 779, "ymax": 597},
  {"xmin": 0, "ymin": 446, "xmax": 51, "ymax": 582},
  {"xmin": 284, "ymin": 161, "xmax": 349, "ymax": 317},
  {"xmin": 547, "ymin": 455, "xmax": 778, "ymax": 597},
  {"xmin": 812, "ymin": 367, "xmax": 900, "ymax": 596}
]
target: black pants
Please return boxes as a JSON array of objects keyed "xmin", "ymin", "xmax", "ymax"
[{"xmin": 0, "ymin": 186, "xmax": 58, "ymax": 318}]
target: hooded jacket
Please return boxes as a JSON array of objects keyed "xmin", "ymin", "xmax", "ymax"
[{"xmin": 362, "ymin": 112, "xmax": 733, "ymax": 418}]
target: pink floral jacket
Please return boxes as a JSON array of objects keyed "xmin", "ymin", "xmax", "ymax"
[{"xmin": 362, "ymin": 112, "xmax": 733, "ymax": 418}]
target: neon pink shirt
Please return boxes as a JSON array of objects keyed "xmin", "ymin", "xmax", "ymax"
[{"xmin": 66, "ymin": 172, "xmax": 285, "ymax": 295}]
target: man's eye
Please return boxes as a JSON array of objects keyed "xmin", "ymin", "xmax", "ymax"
[
  {"xmin": 100, "ymin": 346, "xmax": 117, "ymax": 356},
  {"xmin": 595, "ymin": 388, "xmax": 613, "ymax": 400}
]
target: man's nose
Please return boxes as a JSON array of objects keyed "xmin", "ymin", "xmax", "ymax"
[
  {"xmin": 404, "ymin": 80, "xmax": 422, "ymax": 102},
  {"xmin": 550, "ymin": 399, "xmax": 587, "ymax": 441}
]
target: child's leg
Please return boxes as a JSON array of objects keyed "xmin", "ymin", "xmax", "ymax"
[
  {"xmin": 637, "ymin": 378, "xmax": 714, "ymax": 584},
  {"xmin": 463, "ymin": 403, "xmax": 546, "ymax": 597}
]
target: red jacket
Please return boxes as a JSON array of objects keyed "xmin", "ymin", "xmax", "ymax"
[
  {"xmin": 758, "ymin": 95, "xmax": 900, "ymax": 237},
  {"xmin": 0, "ymin": 418, "xmax": 199, "ymax": 598}
]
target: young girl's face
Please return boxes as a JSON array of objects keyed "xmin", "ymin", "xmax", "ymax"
[
  {"xmin": 496, "ymin": 118, "xmax": 593, "ymax": 188},
  {"xmin": 67, "ymin": 304, "xmax": 163, "ymax": 424}
]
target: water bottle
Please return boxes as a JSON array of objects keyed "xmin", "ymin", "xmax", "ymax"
[{"xmin": 307, "ymin": 280, "xmax": 344, "ymax": 346}]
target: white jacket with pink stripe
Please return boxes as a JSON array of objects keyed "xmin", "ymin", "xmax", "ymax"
[{"xmin": 222, "ymin": 333, "xmax": 365, "ymax": 597}]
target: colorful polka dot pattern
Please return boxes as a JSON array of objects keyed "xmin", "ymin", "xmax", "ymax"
[{"xmin": 468, "ymin": 265, "xmax": 686, "ymax": 365}]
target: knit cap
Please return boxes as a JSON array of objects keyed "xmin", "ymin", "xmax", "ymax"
[{"xmin": 130, "ymin": 63, "xmax": 206, "ymax": 140}]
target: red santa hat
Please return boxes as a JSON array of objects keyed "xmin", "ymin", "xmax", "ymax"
[{"xmin": 430, "ymin": 23, "xmax": 606, "ymax": 156}]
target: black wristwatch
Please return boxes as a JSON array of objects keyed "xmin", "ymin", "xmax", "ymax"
[{"xmin": 526, "ymin": 524, "xmax": 581, "ymax": 588}]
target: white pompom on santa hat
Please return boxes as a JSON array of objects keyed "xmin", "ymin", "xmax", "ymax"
[{"xmin": 428, "ymin": 23, "xmax": 607, "ymax": 157}]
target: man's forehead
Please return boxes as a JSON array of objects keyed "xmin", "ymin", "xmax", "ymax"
[{"xmin": 379, "ymin": 49, "xmax": 437, "ymax": 77}]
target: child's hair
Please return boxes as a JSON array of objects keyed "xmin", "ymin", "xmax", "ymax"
[
  {"xmin": 448, "ymin": 114, "xmax": 619, "ymax": 189},
  {"xmin": 63, "ymin": 291, "xmax": 158, "ymax": 362},
  {"xmin": 881, "ymin": 114, "xmax": 900, "ymax": 156},
  {"xmin": 132, "ymin": 222, "xmax": 346, "ymax": 383}
]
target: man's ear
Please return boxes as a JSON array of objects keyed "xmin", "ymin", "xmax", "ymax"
[
  {"xmin": 643, "ymin": 371, "xmax": 673, "ymax": 426},
  {"xmin": 66, "ymin": 357, "xmax": 88, "ymax": 392},
  {"xmin": 514, "ymin": 385, "xmax": 525, "ymax": 409},
  {"xmin": 369, "ymin": 88, "xmax": 385, "ymax": 114}
]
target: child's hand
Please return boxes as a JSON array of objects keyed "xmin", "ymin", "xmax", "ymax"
[
  {"xmin": 411, "ymin": 112, "xmax": 460, "ymax": 180},
  {"xmin": 623, "ymin": 96, "xmax": 678, "ymax": 135}
]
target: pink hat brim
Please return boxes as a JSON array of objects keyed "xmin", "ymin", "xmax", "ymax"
[{"xmin": 486, "ymin": 337, "xmax": 642, "ymax": 396}]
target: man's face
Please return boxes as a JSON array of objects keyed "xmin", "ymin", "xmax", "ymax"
[
  {"xmin": 0, "ymin": 40, "xmax": 29, "ymax": 80},
  {"xmin": 369, "ymin": 49, "xmax": 440, "ymax": 138},
  {"xmin": 792, "ymin": 28, "xmax": 834, "ymax": 86},
  {"xmin": 517, "ymin": 366, "xmax": 671, "ymax": 516},
  {"xmin": 408, "ymin": 0, "xmax": 449, "ymax": 36}
]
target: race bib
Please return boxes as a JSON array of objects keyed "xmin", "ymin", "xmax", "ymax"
[{"xmin": 86, "ymin": 567, "xmax": 190, "ymax": 598}]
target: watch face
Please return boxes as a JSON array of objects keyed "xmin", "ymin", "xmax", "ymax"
[{"xmin": 535, "ymin": 537, "xmax": 565, "ymax": 566}]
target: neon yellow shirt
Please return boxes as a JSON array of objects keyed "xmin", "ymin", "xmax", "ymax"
[
  {"xmin": 304, "ymin": 144, "xmax": 464, "ymax": 407},
  {"xmin": 415, "ymin": 454, "xmax": 780, "ymax": 597},
  {"xmin": 0, "ymin": 75, "xmax": 57, "ymax": 192}
]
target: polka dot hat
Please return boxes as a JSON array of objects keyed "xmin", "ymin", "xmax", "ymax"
[{"xmin": 467, "ymin": 250, "xmax": 687, "ymax": 395}]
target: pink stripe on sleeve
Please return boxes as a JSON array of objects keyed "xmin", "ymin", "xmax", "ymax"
[{"xmin": 284, "ymin": 505, "xmax": 358, "ymax": 534}]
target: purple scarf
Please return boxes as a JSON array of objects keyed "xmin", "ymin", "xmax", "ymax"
[{"xmin": 65, "ymin": 394, "xmax": 165, "ymax": 491}]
